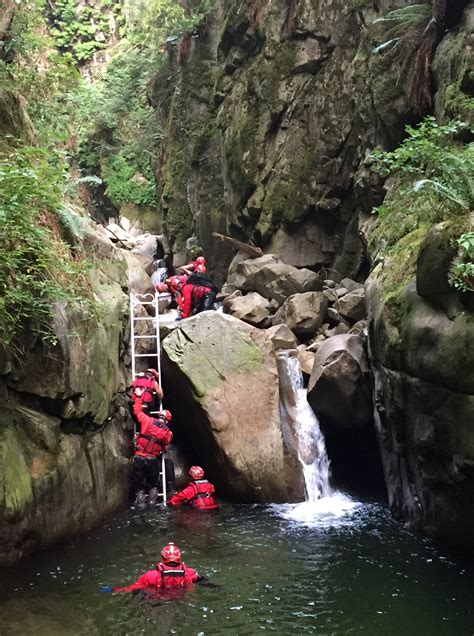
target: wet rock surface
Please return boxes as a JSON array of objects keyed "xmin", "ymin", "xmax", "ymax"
[
  {"xmin": 161, "ymin": 312, "xmax": 304, "ymax": 502},
  {"xmin": 0, "ymin": 222, "xmax": 133, "ymax": 565}
]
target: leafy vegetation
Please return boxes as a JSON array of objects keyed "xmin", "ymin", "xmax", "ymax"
[
  {"xmin": 124, "ymin": 0, "xmax": 211, "ymax": 50},
  {"xmin": 0, "ymin": 147, "xmax": 94, "ymax": 347},
  {"xmin": 372, "ymin": 117, "xmax": 473, "ymax": 221},
  {"xmin": 449, "ymin": 232, "xmax": 474, "ymax": 293},
  {"xmin": 373, "ymin": 2, "xmax": 448, "ymax": 114},
  {"xmin": 46, "ymin": 0, "xmax": 121, "ymax": 63},
  {"xmin": 370, "ymin": 115, "xmax": 474, "ymax": 296},
  {"xmin": 75, "ymin": 0, "xmax": 211, "ymax": 211}
]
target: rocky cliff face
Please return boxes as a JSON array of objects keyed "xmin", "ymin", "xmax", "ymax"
[
  {"xmin": 152, "ymin": 0, "xmax": 421, "ymax": 283},
  {"xmin": 0, "ymin": 220, "xmax": 132, "ymax": 565},
  {"xmin": 364, "ymin": 4, "xmax": 474, "ymax": 548},
  {"xmin": 153, "ymin": 0, "xmax": 474, "ymax": 546}
]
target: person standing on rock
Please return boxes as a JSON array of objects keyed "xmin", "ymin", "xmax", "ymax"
[
  {"xmin": 106, "ymin": 542, "xmax": 201, "ymax": 592},
  {"xmin": 132, "ymin": 388, "xmax": 172, "ymax": 508},
  {"xmin": 167, "ymin": 466, "xmax": 218, "ymax": 510}
]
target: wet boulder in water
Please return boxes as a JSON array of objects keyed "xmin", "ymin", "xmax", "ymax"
[
  {"xmin": 161, "ymin": 312, "xmax": 304, "ymax": 502},
  {"xmin": 307, "ymin": 334, "xmax": 372, "ymax": 430}
]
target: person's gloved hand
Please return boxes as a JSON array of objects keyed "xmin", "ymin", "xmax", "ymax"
[{"xmin": 99, "ymin": 585, "xmax": 113, "ymax": 593}]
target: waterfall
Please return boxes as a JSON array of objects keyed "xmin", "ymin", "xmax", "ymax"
[{"xmin": 277, "ymin": 351, "xmax": 331, "ymax": 501}]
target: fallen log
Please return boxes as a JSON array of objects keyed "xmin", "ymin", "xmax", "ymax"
[{"xmin": 212, "ymin": 232, "xmax": 263, "ymax": 258}]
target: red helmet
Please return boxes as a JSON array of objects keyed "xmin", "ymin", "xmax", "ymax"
[
  {"xmin": 155, "ymin": 281, "xmax": 168, "ymax": 293},
  {"xmin": 195, "ymin": 264, "xmax": 206, "ymax": 273},
  {"xmin": 167, "ymin": 275, "xmax": 186, "ymax": 292},
  {"xmin": 189, "ymin": 465, "xmax": 204, "ymax": 480},
  {"xmin": 161, "ymin": 542, "xmax": 181, "ymax": 564},
  {"xmin": 159, "ymin": 409, "xmax": 172, "ymax": 422},
  {"xmin": 195, "ymin": 256, "xmax": 206, "ymax": 265},
  {"xmin": 146, "ymin": 368, "xmax": 159, "ymax": 380}
]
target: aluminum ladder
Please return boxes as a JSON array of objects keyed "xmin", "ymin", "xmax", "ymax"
[{"xmin": 129, "ymin": 292, "xmax": 167, "ymax": 504}]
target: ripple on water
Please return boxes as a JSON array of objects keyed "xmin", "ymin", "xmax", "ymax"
[{"xmin": 0, "ymin": 502, "xmax": 473, "ymax": 635}]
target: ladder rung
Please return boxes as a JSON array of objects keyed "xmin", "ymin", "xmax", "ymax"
[
  {"xmin": 133, "ymin": 301, "xmax": 155, "ymax": 306},
  {"xmin": 133, "ymin": 335, "xmax": 159, "ymax": 339},
  {"xmin": 133, "ymin": 317, "xmax": 158, "ymax": 321},
  {"xmin": 134, "ymin": 353, "xmax": 158, "ymax": 358}
]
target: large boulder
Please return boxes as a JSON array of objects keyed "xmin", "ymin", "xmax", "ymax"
[
  {"xmin": 240, "ymin": 254, "xmax": 296, "ymax": 296},
  {"xmin": 272, "ymin": 292, "xmax": 328, "ymax": 337},
  {"xmin": 162, "ymin": 312, "xmax": 304, "ymax": 502},
  {"xmin": 416, "ymin": 222, "xmax": 457, "ymax": 301},
  {"xmin": 337, "ymin": 288, "xmax": 367, "ymax": 322},
  {"xmin": 266, "ymin": 324, "xmax": 299, "ymax": 350},
  {"xmin": 266, "ymin": 268, "xmax": 323, "ymax": 305},
  {"xmin": 0, "ymin": 404, "xmax": 131, "ymax": 565},
  {"xmin": 307, "ymin": 334, "xmax": 372, "ymax": 430},
  {"xmin": 122, "ymin": 250, "xmax": 155, "ymax": 296},
  {"xmin": 225, "ymin": 292, "xmax": 272, "ymax": 327}
]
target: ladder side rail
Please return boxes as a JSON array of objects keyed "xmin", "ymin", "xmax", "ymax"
[
  {"xmin": 154, "ymin": 292, "xmax": 167, "ymax": 505},
  {"xmin": 130, "ymin": 293, "xmax": 137, "ymax": 435}
]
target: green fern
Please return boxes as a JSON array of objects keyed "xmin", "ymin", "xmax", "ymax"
[{"xmin": 373, "ymin": 3, "xmax": 446, "ymax": 114}]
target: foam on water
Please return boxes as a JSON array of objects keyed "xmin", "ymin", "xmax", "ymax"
[{"xmin": 271, "ymin": 492, "xmax": 363, "ymax": 529}]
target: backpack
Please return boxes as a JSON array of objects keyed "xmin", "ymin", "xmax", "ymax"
[{"xmin": 186, "ymin": 272, "xmax": 219, "ymax": 294}]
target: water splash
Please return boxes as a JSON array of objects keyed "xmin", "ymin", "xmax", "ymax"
[
  {"xmin": 271, "ymin": 493, "xmax": 362, "ymax": 529},
  {"xmin": 277, "ymin": 351, "xmax": 331, "ymax": 501}
]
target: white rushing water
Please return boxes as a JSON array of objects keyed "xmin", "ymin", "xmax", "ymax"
[
  {"xmin": 277, "ymin": 351, "xmax": 331, "ymax": 500},
  {"xmin": 277, "ymin": 351, "xmax": 361, "ymax": 524}
]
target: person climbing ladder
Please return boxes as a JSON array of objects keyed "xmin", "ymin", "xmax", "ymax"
[{"xmin": 132, "ymin": 388, "xmax": 172, "ymax": 508}]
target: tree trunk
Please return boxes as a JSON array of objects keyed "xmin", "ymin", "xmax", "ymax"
[{"xmin": 212, "ymin": 233, "xmax": 263, "ymax": 258}]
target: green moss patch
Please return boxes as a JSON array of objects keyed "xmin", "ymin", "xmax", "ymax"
[{"xmin": 0, "ymin": 427, "xmax": 33, "ymax": 513}]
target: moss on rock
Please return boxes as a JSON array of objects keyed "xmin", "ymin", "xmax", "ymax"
[{"xmin": 0, "ymin": 427, "xmax": 33, "ymax": 514}]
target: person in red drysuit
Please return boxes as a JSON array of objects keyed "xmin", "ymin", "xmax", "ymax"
[
  {"xmin": 132, "ymin": 392, "xmax": 172, "ymax": 507},
  {"xmin": 180, "ymin": 256, "xmax": 206, "ymax": 276},
  {"xmin": 112, "ymin": 542, "xmax": 200, "ymax": 592},
  {"xmin": 176, "ymin": 281, "xmax": 216, "ymax": 319},
  {"xmin": 167, "ymin": 466, "xmax": 218, "ymax": 510}
]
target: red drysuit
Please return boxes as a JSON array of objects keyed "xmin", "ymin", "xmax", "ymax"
[
  {"xmin": 177, "ymin": 283, "xmax": 211, "ymax": 319},
  {"xmin": 133, "ymin": 397, "xmax": 172, "ymax": 458},
  {"xmin": 113, "ymin": 563, "xmax": 199, "ymax": 592},
  {"xmin": 168, "ymin": 479, "xmax": 218, "ymax": 510}
]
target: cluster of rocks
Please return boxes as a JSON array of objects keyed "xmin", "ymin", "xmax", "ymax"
[{"xmin": 218, "ymin": 253, "xmax": 372, "ymax": 432}]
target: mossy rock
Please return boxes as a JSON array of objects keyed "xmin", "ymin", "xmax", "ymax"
[{"xmin": 0, "ymin": 427, "xmax": 33, "ymax": 515}]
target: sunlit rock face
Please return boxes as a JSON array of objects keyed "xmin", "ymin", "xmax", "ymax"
[{"xmin": 161, "ymin": 312, "xmax": 304, "ymax": 503}]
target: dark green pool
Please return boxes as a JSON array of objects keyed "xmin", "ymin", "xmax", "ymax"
[{"xmin": 0, "ymin": 496, "xmax": 472, "ymax": 635}]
